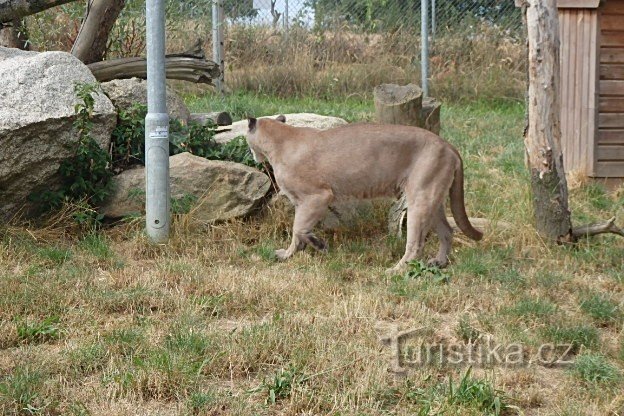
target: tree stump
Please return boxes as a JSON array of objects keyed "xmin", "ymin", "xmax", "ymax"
[
  {"xmin": 422, "ymin": 97, "xmax": 441, "ymax": 135},
  {"xmin": 376, "ymin": 83, "xmax": 443, "ymax": 236},
  {"xmin": 374, "ymin": 83, "xmax": 424, "ymax": 127}
]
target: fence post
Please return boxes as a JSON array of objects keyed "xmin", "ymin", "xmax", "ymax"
[
  {"xmin": 145, "ymin": 0, "xmax": 170, "ymax": 243},
  {"xmin": 421, "ymin": 0, "xmax": 429, "ymax": 96},
  {"xmin": 431, "ymin": 0, "xmax": 436, "ymax": 39},
  {"xmin": 212, "ymin": 0, "xmax": 225, "ymax": 94}
]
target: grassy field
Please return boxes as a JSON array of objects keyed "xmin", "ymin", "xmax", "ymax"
[{"xmin": 1, "ymin": 92, "xmax": 623, "ymax": 415}]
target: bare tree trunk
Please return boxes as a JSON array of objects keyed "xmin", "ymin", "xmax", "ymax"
[
  {"xmin": 524, "ymin": 0, "xmax": 573, "ymax": 242},
  {"xmin": 0, "ymin": 0, "xmax": 77, "ymax": 23},
  {"xmin": 0, "ymin": 19, "xmax": 29, "ymax": 49},
  {"xmin": 71, "ymin": 0, "xmax": 125, "ymax": 64}
]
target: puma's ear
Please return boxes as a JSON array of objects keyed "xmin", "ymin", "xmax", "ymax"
[
  {"xmin": 276, "ymin": 114, "xmax": 286, "ymax": 123},
  {"xmin": 248, "ymin": 117, "xmax": 257, "ymax": 132}
]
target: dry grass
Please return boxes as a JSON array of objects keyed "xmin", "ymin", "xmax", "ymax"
[
  {"xmin": 1, "ymin": 101, "xmax": 623, "ymax": 415},
  {"xmin": 24, "ymin": 4, "xmax": 526, "ymax": 103}
]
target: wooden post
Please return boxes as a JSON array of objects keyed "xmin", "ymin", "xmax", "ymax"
[{"xmin": 524, "ymin": 0, "xmax": 573, "ymax": 242}]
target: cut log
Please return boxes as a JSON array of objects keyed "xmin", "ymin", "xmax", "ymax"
[
  {"xmin": 422, "ymin": 97, "xmax": 441, "ymax": 135},
  {"xmin": 88, "ymin": 53, "xmax": 220, "ymax": 84},
  {"xmin": 1, "ymin": 0, "xmax": 77, "ymax": 23},
  {"xmin": 374, "ymin": 83, "xmax": 424, "ymax": 127},
  {"xmin": 189, "ymin": 112, "xmax": 232, "ymax": 126}
]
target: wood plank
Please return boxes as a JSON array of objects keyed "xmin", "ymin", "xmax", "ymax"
[
  {"xmin": 601, "ymin": 32, "xmax": 624, "ymax": 47},
  {"xmin": 597, "ymin": 145, "xmax": 624, "ymax": 159},
  {"xmin": 602, "ymin": 1, "xmax": 624, "ymax": 15},
  {"xmin": 581, "ymin": 9, "xmax": 591, "ymax": 172},
  {"xmin": 599, "ymin": 129, "xmax": 624, "ymax": 144},
  {"xmin": 600, "ymin": 80, "xmax": 624, "ymax": 95},
  {"xmin": 601, "ymin": 14, "xmax": 624, "ymax": 31},
  {"xmin": 572, "ymin": 10, "xmax": 582, "ymax": 170},
  {"xmin": 561, "ymin": 11, "xmax": 572, "ymax": 168},
  {"xmin": 600, "ymin": 64, "xmax": 624, "ymax": 79},
  {"xmin": 557, "ymin": 0, "xmax": 600, "ymax": 8},
  {"xmin": 599, "ymin": 113, "xmax": 624, "ymax": 127},
  {"xmin": 599, "ymin": 97, "xmax": 624, "ymax": 111},
  {"xmin": 596, "ymin": 161, "xmax": 624, "ymax": 177},
  {"xmin": 588, "ymin": 9, "xmax": 598, "ymax": 175},
  {"xmin": 601, "ymin": 48, "xmax": 624, "ymax": 63}
]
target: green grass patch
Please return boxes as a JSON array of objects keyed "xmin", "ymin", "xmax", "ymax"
[{"xmin": 572, "ymin": 353, "xmax": 622, "ymax": 385}]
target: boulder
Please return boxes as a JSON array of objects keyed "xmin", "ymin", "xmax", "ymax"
[
  {"xmin": 100, "ymin": 152, "xmax": 271, "ymax": 222},
  {"xmin": 0, "ymin": 48, "xmax": 116, "ymax": 220},
  {"xmin": 101, "ymin": 77, "xmax": 190, "ymax": 123},
  {"xmin": 215, "ymin": 113, "xmax": 348, "ymax": 143}
]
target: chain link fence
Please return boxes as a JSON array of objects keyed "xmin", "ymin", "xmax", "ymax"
[{"xmin": 25, "ymin": 0, "xmax": 526, "ymax": 101}]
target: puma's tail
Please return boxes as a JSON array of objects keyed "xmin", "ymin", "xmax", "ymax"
[{"xmin": 449, "ymin": 157, "xmax": 483, "ymax": 241}]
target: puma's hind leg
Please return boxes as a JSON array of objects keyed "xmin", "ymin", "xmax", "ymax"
[
  {"xmin": 427, "ymin": 205, "xmax": 453, "ymax": 268},
  {"xmin": 385, "ymin": 197, "xmax": 435, "ymax": 274},
  {"xmin": 275, "ymin": 191, "xmax": 332, "ymax": 261}
]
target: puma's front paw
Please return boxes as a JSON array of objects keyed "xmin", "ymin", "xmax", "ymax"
[
  {"xmin": 385, "ymin": 263, "xmax": 407, "ymax": 276},
  {"xmin": 275, "ymin": 249, "xmax": 290, "ymax": 261},
  {"xmin": 427, "ymin": 257, "xmax": 449, "ymax": 268}
]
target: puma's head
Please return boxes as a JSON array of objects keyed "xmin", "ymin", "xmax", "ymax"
[{"xmin": 246, "ymin": 115, "xmax": 286, "ymax": 163}]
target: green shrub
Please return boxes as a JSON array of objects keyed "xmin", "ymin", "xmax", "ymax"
[
  {"xmin": 30, "ymin": 83, "xmax": 112, "ymax": 212},
  {"xmin": 111, "ymin": 104, "xmax": 259, "ymax": 169}
]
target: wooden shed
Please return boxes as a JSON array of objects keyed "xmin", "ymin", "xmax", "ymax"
[{"xmin": 519, "ymin": 0, "xmax": 624, "ymax": 181}]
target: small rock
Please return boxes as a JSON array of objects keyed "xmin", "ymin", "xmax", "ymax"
[{"xmin": 215, "ymin": 113, "xmax": 348, "ymax": 143}]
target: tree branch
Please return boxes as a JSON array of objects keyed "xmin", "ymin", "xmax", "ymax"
[
  {"xmin": 87, "ymin": 53, "xmax": 220, "ymax": 83},
  {"xmin": 1, "ymin": 0, "xmax": 77, "ymax": 23},
  {"xmin": 572, "ymin": 217, "xmax": 624, "ymax": 239}
]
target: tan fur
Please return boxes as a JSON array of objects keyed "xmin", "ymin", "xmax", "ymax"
[{"xmin": 246, "ymin": 116, "xmax": 483, "ymax": 272}]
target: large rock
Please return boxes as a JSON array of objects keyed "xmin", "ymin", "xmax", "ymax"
[
  {"xmin": 100, "ymin": 152, "xmax": 271, "ymax": 222},
  {"xmin": 215, "ymin": 113, "xmax": 348, "ymax": 143},
  {"xmin": 101, "ymin": 77, "xmax": 190, "ymax": 123},
  {"xmin": 0, "ymin": 48, "xmax": 116, "ymax": 219}
]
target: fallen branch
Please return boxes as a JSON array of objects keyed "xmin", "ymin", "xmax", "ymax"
[
  {"xmin": 1, "ymin": 0, "xmax": 77, "ymax": 23},
  {"xmin": 572, "ymin": 217, "xmax": 624, "ymax": 239},
  {"xmin": 87, "ymin": 53, "xmax": 220, "ymax": 84}
]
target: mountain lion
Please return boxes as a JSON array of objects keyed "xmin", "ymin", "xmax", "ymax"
[{"xmin": 246, "ymin": 115, "xmax": 483, "ymax": 272}]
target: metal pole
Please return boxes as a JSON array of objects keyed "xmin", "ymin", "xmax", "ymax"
[
  {"xmin": 431, "ymin": 0, "xmax": 436, "ymax": 40},
  {"xmin": 421, "ymin": 0, "xmax": 429, "ymax": 97},
  {"xmin": 285, "ymin": 0, "xmax": 289, "ymax": 31},
  {"xmin": 145, "ymin": 0, "xmax": 170, "ymax": 243},
  {"xmin": 212, "ymin": 0, "xmax": 225, "ymax": 94}
]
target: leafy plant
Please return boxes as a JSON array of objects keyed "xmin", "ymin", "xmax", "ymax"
[
  {"xmin": 16, "ymin": 315, "xmax": 61, "ymax": 344},
  {"xmin": 30, "ymin": 83, "xmax": 113, "ymax": 217},
  {"xmin": 405, "ymin": 260, "xmax": 450, "ymax": 283},
  {"xmin": 111, "ymin": 103, "xmax": 147, "ymax": 171},
  {"xmin": 255, "ymin": 365, "xmax": 305, "ymax": 405},
  {"xmin": 112, "ymin": 105, "xmax": 259, "ymax": 169}
]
